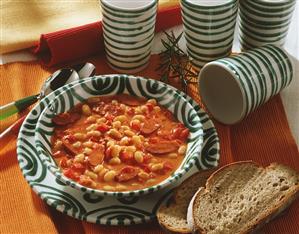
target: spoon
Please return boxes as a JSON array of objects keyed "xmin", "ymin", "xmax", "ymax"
[
  {"xmin": 0, "ymin": 62, "xmax": 96, "ymax": 120},
  {"xmin": 0, "ymin": 62, "xmax": 96, "ymax": 146},
  {"xmin": 0, "ymin": 69, "xmax": 78, "ymax": 120}
]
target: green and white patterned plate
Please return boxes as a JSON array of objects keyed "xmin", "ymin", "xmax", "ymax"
[{"xmin": 17, "ymin": 75, "xmax": 219, "ymax": 225}]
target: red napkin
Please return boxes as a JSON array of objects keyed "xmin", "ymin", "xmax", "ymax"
[{"xmin": 33, "ymin": 5, "xmax": 182, "ymax": 67}]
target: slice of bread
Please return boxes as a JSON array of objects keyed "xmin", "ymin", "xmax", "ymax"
[
  {"xmin": 157, "ymin": 169, "xmax": 215, "ymax": 233},
  {"xmin": 189, "ymin": 161, "xmax": 299, "ymax": 234}
]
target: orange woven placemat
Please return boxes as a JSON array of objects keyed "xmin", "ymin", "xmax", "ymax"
[{"xmin": 0, "ymin": 55, "xmax": 298, "ymax": 234}]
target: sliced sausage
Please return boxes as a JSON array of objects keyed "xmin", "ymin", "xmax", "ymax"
[
  {"xmin": 116, "ymin": 166, "xmax": 139, "ymax": 182},
  {"xmin": 145, "ymin": 140, "xmax": 180, "ymax": 154},
  {"xmin": 140, "ymin": 119, "xmax": 160, "ymax": 135},
  {"xmin": 88, "ymin": 150, "xmax": 104, "ymax": 166},
  {"xmin": 53, "ymin": 113, "xmax": 71, "ymax": 125},
  {"xmin": 70, "ymin": 113, "xmax": 81, "ymax": 123},
  {"xmin": 62, "ymin": 138, "xmax": 81, "ymax": 155},
  {"xmin": 119, "ymin": 94, "xmax": 146, "ymax": 106},
  {"xmin": 53, "ymin": 112, "xmax": 80, "ymax": 126}
]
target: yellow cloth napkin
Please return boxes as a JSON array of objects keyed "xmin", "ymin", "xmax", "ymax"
[{"xmin": 0, "ymin": 0, "xmax": 178, "ymax": 54}]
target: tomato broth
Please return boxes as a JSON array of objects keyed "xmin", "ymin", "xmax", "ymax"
[{"xmin": 51, "ymin": 94, "xmax": 189, "ymax": 192}]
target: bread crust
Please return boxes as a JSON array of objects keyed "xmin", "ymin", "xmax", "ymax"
[
  {"xmin": 192, "ymin": 162, "xmax": 299, "ymax": 234},
  {"xmin": 157, "ymin": 210, "xmax": 192, "ymax": 234},
  {"xmin": 157, "ymin": 169, "xmax": 216, "ymax": 234},
  {"xmin": 205, "ymin": 161, "xmax": 258, "ymax": 186}
]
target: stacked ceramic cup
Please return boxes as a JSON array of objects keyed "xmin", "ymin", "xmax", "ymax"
[
  {"xmin": 100, "ymin": 0, "xmax": 158, "ymax": 73},
  {"xmin": 239, "ymin": 0, "xmax": 296, "ymax": 50},
  {"xmin": 181, "ymin": 0, "xmax": 238, "ymax": 70}
]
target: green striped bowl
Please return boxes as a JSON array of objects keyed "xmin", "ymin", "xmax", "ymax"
[
  {"xmin": 100, "ymin": 0, "xmax": 157, "ymax": 73},
  {"xmin": 35, "ymin": 75, "xmax": 204, "ymax": 197},
  {"xmin": 199, "ymin": 44, "xmax": 294, "ymax": 124},
  {"xmin": 238, "ymin": 0, "xmax": 296, "ymax": 50},
  {"xmin": 181, "ymin": 0, "xmax": 238, "ymax": 69}
]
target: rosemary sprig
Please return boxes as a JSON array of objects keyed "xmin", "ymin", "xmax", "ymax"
[{"xmin": 156, "ymin": 31, "xmax": 198, "ymax": 93}]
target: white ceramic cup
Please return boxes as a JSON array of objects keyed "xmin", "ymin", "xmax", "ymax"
[
  {"xmin": 238, "ymin": 0, "xmax": 296, "ymax": 50},
  {"xmin": 100, "ymin": 0, "xmax": 158, "ymax": 73},
  {"xmin": 181, "ymin": 0, "xmax": 238, "ymax": 69},
  {"xmin": 199, "ymin": 44, "xmax": 294, "ymax": 124}
]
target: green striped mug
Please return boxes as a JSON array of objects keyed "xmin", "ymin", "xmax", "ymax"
[
  {"xmin": 180, "ymin": 0, "xmax": 238, "ymax": 69},
  {"xmin": 199, "ymin": 44, "xmax": 294, "ymax": 124},
  {"xmin": 100, "ymin": 0, "xmax": 158, "ymax": 73},
  {"xmin": 239, "ymin": 0, "xmax": 296, "ymax": 50}
]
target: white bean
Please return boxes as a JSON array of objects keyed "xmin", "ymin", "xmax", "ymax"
[
  {"xmin": 141, "ymin": 105, "xmax": 148, "ymax": 113},
  {"xmin": 74, "ymin": 133, "xmax": 86, "ymax": 141},
  {"xmin": 103, "ymin": 170, "xmax": 116, "ymax": 182},
  {"xmin": 134, "ymin": 151, "xmax": 144, "ymax": 163},
  {"xmin": 109, "ymin": 157, "xmax": 121, "ymax": 165},
  {"xmin": 66, "ymin": 159, "xmax": 73, "ymax": 167},
  {"xmin": 111, "ymin": 145, "xmax": 121, "ymax": 158},
  {"xmin": 146, "ymin": 179, "xmax": 156, "ymax": 184},
  {"xmin": 99, "ymin": 168, "xmax": 108, "ymax": 178},
  {"xmin": 120, "ymin": 136, "xmax": 130, "ymax": 146},
  {"xmin": 126, "ymin": 146, "xmax": 136, "ymax": 153},
  {"xmin": 132, "ymin": 135, "xmax": 142, "ymax": 146},
  {"xmin": 132, "ymin": 115, "xmax": 145, "ymax": 121},
  {"xmin": 119, "ymin": 104, "xmax": 126, "ymax": 111},
  {"xmin": 86, "ymin": 116, "xmax": 96, "ymax": 123},
  {"xmin": 107, "ymin": 140, "xmax": 115, "ymax": 147},
  {"xmin": 168, "ymin": 153, "xmax": 178, "ymax": 158},
  {"xmin": 94, "ymin": 164, "xmax": 104, "ymax": 173},
  {"xmin": 124, "ymin": 130, "xmax": 135, "ymax": 137},
  {"xmin": 86, "ymin": 124, "xmax": 97, "ymax": 131},
  {"xmin": 87, "ymin": 130, "xmax": 101, "ymax": 137},
  {"xmin": 82, "ymin": 104, "xmax": 92, "ymax": 116},
  {"xmin": 108, "ymin": 129, "xmax": 122, "ymax": 139},
  {"xmin": 74, "ymin": 153, "xmax": 85, "ymax": 163},
  {"xmin": 154, "ymin": 106, "xmax": 161, "ymax": 112},
  {"xmin": 120, "ymin": 126, "xmax": 130, "ymax": 131},
  {"xmin": 83, "ymin": 147, "xmax": 93, "ymax": 155},
  {"xmin": 138, "ymin": 171, "xmax": 149, "ymax": 180},
  {"xmin": 178, "ymin": 145, "xmax": 187, "ymax": 155},
  {"xmin": 85, "ymin": 170, "xmax": 98, "ymax": 180},
  {"xmin": 151, "ymin": 163, "xmax": 163, "ymax": 171},
  {"xmin": 115, "ymin": 184, "xmax": 127, "ymax": 190},
  {"xmin": 96, "ymin": 117, "xmax": 106, "ymax": 124},
  {"xmin": 114, "ymin": 115, "xmax": 127, "ymax": 123},
  {"xmin": 147, "ymin": 99, "xmax": 157, "ymax": 105},
  {"xmin": 83, "ymin": 141, "xmax": 93, "ymax": 148},
  {"xmin": 134, "ymin": 107, "xmax": 143, "ymax": 114},
  {"xmin": 72, "ymin": 141, "xmax": 82, "ymax": 148},
  {"xmin": 54, "ymin": 140, "xmax": 63, "ymax": 150},
  {"xmin": 103, "ymin": 185, "xmax": 115, "ymax": 191},
  {"xmin": 111, "ymin": 100, "xmax": 118, "ymax": 105},
  {"xmin": 112, "ymin": 121, "xmax": 122, "ymax": 129}
]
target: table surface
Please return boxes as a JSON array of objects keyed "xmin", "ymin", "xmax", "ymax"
[{"xmin": 1, "ymin": 5, "xmax": 298, "ymax": 145}]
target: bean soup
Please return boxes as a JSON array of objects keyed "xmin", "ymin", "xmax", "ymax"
[{"xmin": 51, "ymin": 94, "xmax": 189, "ymax": 192}]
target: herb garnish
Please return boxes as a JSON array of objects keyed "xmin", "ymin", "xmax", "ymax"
[{"xmin": 156, "ymin": 31, "xmax": 198, "ymax": 93}]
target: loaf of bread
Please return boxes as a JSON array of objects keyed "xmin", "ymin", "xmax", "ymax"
[
  {"xmin": 188, "ymin": 161, "xmax": 299, "ymax": 234},
  {"xmin": 157, "ymin": 170, "xmax": 215, "ymax": 233}
]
